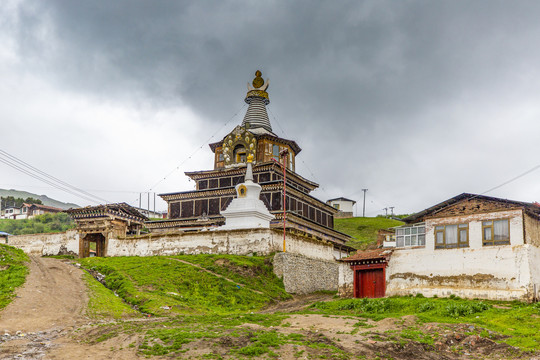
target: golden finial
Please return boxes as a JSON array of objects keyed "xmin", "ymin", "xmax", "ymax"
[
  {"xmin": 252, "ymin": 70, "xmax": 264, "ymax": 88},
  {"xmin": 247, "ymin": 154, "xmax": 254, "ymax": 163},
  {"xmin": 246, "ymin": 70, "xmax": 270, "ymax": 104}
]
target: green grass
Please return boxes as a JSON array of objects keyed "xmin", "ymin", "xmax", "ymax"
[
  {"xmin": 303, "ymin": 296, "xmax": 540, "ymax": 350},
  {"xmin": 0, "ymin": 212, "xmax": 75, "ymax": 235},
  {"xmin": 83, "ymin": 272, "xmax": 140, "ymax": 319},
  {"xmin": 77, "ymin": 255, "xmax": 290, "ymax": 316},
  {"xmin": 0, "ymin": 244, "xmax": 29, "ymax": 309},
  {"xmin": 334, "ymin": 216, "xmax": 403, "ymax": 249}
]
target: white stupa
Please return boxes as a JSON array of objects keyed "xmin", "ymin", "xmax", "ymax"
[{"xmin": 219, "ymin": 154, "xmax": 274, "ymax": 229}]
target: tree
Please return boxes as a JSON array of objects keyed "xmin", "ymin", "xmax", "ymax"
[{"xmin": 1, "ymin": 196, "xmax": 43, "ymax": 209}]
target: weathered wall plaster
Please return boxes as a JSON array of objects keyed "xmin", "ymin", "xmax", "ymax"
[
  {"xmin": 7, "ymin": 230, "xmax": 79, "ymax": 256},
  {"xmin": 387, "ymin": 210, "xmax": 534, "ymax": 301},
  {"xmin": 338, "ymin": 262, "xmax": 354, "ymax": 297},
  {"xmin": 106, "ymin": 228, "xmax": 336, "ymax": 261}
]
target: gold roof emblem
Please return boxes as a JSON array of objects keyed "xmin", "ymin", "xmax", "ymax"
[{"xmin": 252, "ymin": 70, "xmax": 264, "ymax": 88}]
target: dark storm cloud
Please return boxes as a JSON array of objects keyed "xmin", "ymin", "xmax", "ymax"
[
  {"xmin": 8, "ymin": 0, "xmax": 540, "ymax": 212},
  {"xmin": 13, "ymin": 1, "xmax": 540, "ymax": 128}
]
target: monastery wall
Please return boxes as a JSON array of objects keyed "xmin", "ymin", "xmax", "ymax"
[
  {"xmin": 7, "ymin": 230, "xmax": 79, "ymax": 256},
  {"xmin": 273, "ymin": 252, "xmax": 339, "ymax": 294},
  {"xmin": 107, "ymin": 228, "xmax": 336, "ymax": 261},
  {"xmin": 338, "ymin": 263, "xmax": 354, "ymax": 297}
]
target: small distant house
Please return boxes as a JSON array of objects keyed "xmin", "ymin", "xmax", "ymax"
[
  {"xmin": 326, "ymin": 197, "xmax": 356, "ymax": 218},
  {"xmin": 1, "ymin": 203, "xmax": 63, "ymax": 219},
  {"xmin": 24, "ymin": 203, "xmax": 63, "ymax": 218},
  {"xmin": 343, "ymin": 193, "xmax": 540, "ymax": 301},
  {"xmin": 1, "ymin": 206, "xmax": 22, "ymax": 219}
]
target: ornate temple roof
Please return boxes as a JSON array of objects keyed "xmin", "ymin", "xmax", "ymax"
[{"xmin": 67, "ymin": 203, "xmax": 148, "ymax": 224}]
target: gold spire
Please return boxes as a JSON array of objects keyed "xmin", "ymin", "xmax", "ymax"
[{"xmin": 246, "ymin": 70, "xmax": 269, "ymax": 104}]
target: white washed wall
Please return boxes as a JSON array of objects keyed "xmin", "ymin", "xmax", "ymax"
[
  {"xmin": 7, "ymin": 230, "xmax": 79, "ymax": 256},
  {"xmin": 107, "ymin": 228, "xmax": 335, "ymax": 261},
  {"xmin": 386, "ymin": 210, "xmax": 533, "ymax": 300}
]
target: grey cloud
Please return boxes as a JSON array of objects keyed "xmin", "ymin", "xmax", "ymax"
[{"xmin": 5, "ymin": 0, "xmax": 540, "ymax": 212}]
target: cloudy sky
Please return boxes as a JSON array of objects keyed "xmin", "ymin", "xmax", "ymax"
[{"xmin": 1, "ymin": 0, "xmax": 540, "ymax": 215}]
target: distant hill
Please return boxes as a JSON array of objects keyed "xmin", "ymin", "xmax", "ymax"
[
  {"xmin": 0, "ymin": 189, "xmax": 80, "ymax": 210},
  {"xmin": 335, "ymin": 216, "xmax": 404, "ymax": 250}
]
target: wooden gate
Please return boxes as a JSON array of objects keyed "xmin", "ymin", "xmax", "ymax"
[
  {"xmin": 351, "ymin": 263, "xmax": 386, "ymax": 298},
  {"xmin": 355, "ymin": 268, "xmax": 385, "ymax": 298}
]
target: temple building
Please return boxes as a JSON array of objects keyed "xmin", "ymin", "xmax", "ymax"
[{"xmin": 147, "ymin": 71, "xmax": 352, "ymax": 254}]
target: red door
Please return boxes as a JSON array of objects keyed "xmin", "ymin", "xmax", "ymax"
[{"xmin": 355, "ymin": 268, "xmax": 385, "ymax": 298}]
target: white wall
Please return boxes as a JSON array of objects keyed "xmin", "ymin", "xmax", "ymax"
[
  {"xmin": 327, "ymin": 200, "xmax": 355, "ymax": 213},
  {"xmin": 386, "ymin": 209, "xmax": 533, "ymax": 300},
  {"xmin": 107, "ymin": 228, "xmax": 336, "ymax": 261},
  {"xmin": 7, "ymin": 230, "xmax": 79, "ymax": 256}
]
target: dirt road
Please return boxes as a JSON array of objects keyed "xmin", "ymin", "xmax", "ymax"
[{"xmin": 0, "ymin": 256, "xmax": 89, "ymax": 359}]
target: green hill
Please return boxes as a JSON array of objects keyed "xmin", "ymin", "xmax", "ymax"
[
  {"xmin": 78, "ymin": 254, "xmax": 291, "ymax": 316},
  {"xmin": 335, "ymin": 216, "xmax": 404, "ymax": 249},
  {"xmin": 0, "ymin": 189, "xmax": 80, "ymax": 210}
]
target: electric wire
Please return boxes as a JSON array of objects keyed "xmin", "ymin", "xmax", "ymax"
[
  {"xmin": 133, "ymin": 103, "xmax": 247, "ymax": 204},
  {"xmin": 0, "ymin": 155, "xmax": 105, "ymax": 204},
  {"xmin": 0, "ymin": 149, "xmax": 109, "ymax": 203},
  {"xmin": 474, "ymin": 163, "xmax": 540, "ymax": 199},
  {"xmin": 267, "ymin": 108, "xmax": 330, "ymax": 198}
]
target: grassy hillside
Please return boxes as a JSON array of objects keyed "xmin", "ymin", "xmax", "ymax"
[
  {"xmin": 335, "ymin": 216, "xmax": 404, "ymax": 249},
  {"xmin": 0, "ymin": 244, "xmax": 29, "ymax": 310},
  {"xmin": 0, "ymin": 188, "xmax": 79, "ymax": 210},
  {"xmin": 305, "ymin": 296, "xmax": 540, "ymax": 350},
  {"xmin": 78, "ymin": 254, "xmax": 290, "ymax": 316},
  {"xmin": 0, "ymin": 212, "xmax": 75, "ymax": 235}
]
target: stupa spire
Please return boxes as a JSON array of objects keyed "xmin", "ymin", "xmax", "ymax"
[{"xmin": 241, "ymin": 70, "xmax": 273, "ymax": 133}]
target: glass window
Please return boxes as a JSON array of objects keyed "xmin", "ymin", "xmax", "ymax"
[
  {"xmin": 483, "ymin": 219, "xmax": 510, "ymax": 246},
  {"xmin": 435, "ymin": 223, "xmax": 469, "ymax": 249},
  {"xmin": 395, "ymin": 223, "xmax": 426, "ymax": 248}
]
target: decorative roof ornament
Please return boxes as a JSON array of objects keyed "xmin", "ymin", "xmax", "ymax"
[
  {"xmin": 242, "ymin": 70, "xmax": 273, "ymax": 133},
  {"xmin": 245, "ymin": 70, "xmax": 270, "ymax": 105}
]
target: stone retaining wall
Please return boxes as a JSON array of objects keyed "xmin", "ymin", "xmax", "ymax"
[{"xmin": 273, "ymin": 252, "xmax": 340, "ymax": 294}]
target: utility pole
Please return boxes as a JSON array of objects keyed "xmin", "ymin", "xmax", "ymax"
[
  {"xmin": 280, "ymin": 149, "xmax": 289, "ymax": 252},
  {"xmin": 361, "ymin": 189, "xmax": 368, "ymax": 217},
  {"xmin": 383, "ymin": 207, "xmax": 388, "ymax": 217},
  {"xmin": 389, "ymin": 207, "xmax": 394, "ymax": 217}
]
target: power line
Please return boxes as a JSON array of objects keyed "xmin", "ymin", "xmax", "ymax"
[
  {"xmin": 267, "ymin": 108, "xmax": 330, "ymax": 198},
  {"xmin": 0, "ymin": 152, "xmax": 107, "ymax": 204},
  {"xmin": 135, "ymin": 103, "xmax": 247, "ymax": 204},
  {"xmin": 479, "ymin": 164, "xmax": 540, "ymax": 196},
  {"xmin": 0, "ymin": 149, "xmax": 109, "ymax": 203}
]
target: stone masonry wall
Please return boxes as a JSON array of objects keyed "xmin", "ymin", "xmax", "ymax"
[{"xmin": 273, "ymin": 252, "xmax": 339, "ymax": 294}]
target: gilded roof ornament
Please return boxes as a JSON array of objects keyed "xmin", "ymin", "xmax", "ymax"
[{"xmin": 246, "ymin": 70, "xmax": 270, "ymax": 104}]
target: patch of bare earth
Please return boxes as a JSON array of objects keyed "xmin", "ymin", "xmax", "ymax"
[{"xmin": 0, "ymin": 256, "xmax": 139, "ymax": 360}]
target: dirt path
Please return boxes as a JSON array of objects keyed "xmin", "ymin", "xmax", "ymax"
[{"xmin": 0, "ymin": 256, "xmax": 94, "ymax": 359}]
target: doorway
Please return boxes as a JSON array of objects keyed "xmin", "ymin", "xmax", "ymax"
[
  {"xmin": 81, "ymin": 233, "xmax": 106, "ymax": 258},
  {"xmin": 353, "ymin": 265, "xmax": 386, "ymax": 298}
]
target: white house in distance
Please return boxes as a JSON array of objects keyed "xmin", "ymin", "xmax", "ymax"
[
  {"xmin": 326, "ymin": 197, "xmax": 356, "ymax": 218},
  {"xmin": 343, "ymin": 193, "xmax": 540, "ymax": 302},
  {"xmin": 1, "ymin": 203, "xmax": 63, "ymax": 219}
]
